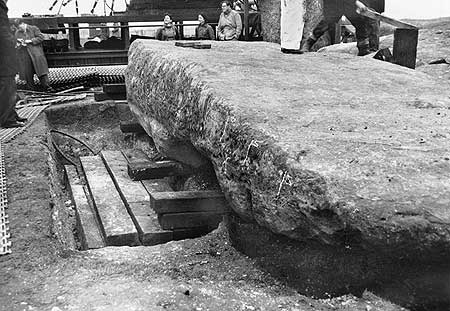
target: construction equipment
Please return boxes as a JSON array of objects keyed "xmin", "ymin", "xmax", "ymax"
[{"xmin": 356, "ymin": 0, "xmax": 419, "ymax": 69}]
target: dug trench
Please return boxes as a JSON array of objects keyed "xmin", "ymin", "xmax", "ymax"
[
  {"xmin": 41, "ymin": 100, "xmax": 449, "ymax": 311},
  {"xmin": 45, "ymin": 101, "xmax": 225, "ymax": 249}
]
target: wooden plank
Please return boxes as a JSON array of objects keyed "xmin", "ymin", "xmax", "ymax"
[
  {"xmin": 103, "ymin": 83, "xmax": 126, "ymax": 94},
  {"xmin": 393, "ymin": 28, "xmax": 419, "ymax": 69},
  {"xmin": 120, "ymin": 121, "xmax": 145, "ymax": 134},
  {"xmin": 122, "ymin": 148, "xmax": 151, "ymax": 163},
  {"xmin": 355, "ymin": 1, "xmax": 417, "ymax": 29},
  {"xmin": 46, "ymin": 50, "xmax": 128, "ymax": 68},
  {"xmin": 119, "ymin": 149, "xmax": 219, "ymax": 241},
  {"xmin": 101, "ymin": 151, "xmax": 150, "ymax": 203},
  {"xmin": 129, "ymin": 202, "xmax": 173, "ymax": 245},
  {"xmin": 151, "ymin": 191, "xmax": 228, "ymax": 214},
  {"xmin": 101, "ymin": 151, "xmax": 175, "ymax": 245},
  {"xmin": 121, "ymin": 148, "xmax": 175, "ymax": 201},
  {"xmin": 159, "ymin": 212, "xmax": 223, "ymax": 230},
  {"xmin": 127, "ymin": 160, "xmax": 189, "ymax": 180},
  {"xmin": 94, "ymin": 92, "xmax": 127, "ymax": 102},
  {"xmin": 80, "ymin": 156, "xmax": 139, "ymax": 246},
  {"xmin": 13, "ymin": 11, "xmax": 220, "ymax": 25},
  {"xmin": 175, "ymin": 41, "xmax": 197, "ymax": 47},
  {"xmin": 193, "ymin": 43, "xmax": 212, "ymax": 49},
  {"xmin": 141, "ymin": 179, "xmax": 173, "ymax": 193},
  {"xmin": 64, "ymin": 165, "xmax": 105, "ymax": 249}
]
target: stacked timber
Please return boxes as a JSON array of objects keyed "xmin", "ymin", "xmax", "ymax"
[
  {"xmin": 126, "ymin": 40, "xmax": 450, "ymax": 299},
  {"xmin": 95, "ymin": 83, "xmax": 127, "ymax": 102}
]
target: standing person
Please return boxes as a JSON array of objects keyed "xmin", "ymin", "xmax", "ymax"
[
  {"xmin": 366, "ymin": 0, "xmax": 385, "ymax": 52},
  {"xmin": 195, "ymin": 13, "xmax": 215, "ymax": 40},
  {"xmin": 280, "ymin": 0, "xmax": 305, "ymax": 53},
  {"xmin": 15, "ymin": 21, "xmax": 53, "ymax": 92},
  {"xmin": 300, "ymin": 0, "xmax": 383, "ymax": 56},
  {"xmin": 217, "ymin": 0, "xmax": 242, "ymax": 41},
  {"xmin": 0, "ymin": 0, "xmax": 26, "ymax": 128},
  {"xmin": 156, "ymin": 14, "xmax": 180, "ymax": 41},
  {"xmin": 233, "ymin": 0, "xmax": 261, "ymax": 38}
]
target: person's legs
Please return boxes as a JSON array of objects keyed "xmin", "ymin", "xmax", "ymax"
[
  {"xmin": 20, "ymin": 50, "xmax": 36, "ymax": 90},
  {"xmin": 368, "ymin": 20, "xmax": 380, "ymax": 52},
  {"xmin": 249, "ymin": 14, "xmax": 262, "ymax": 38},
  {"xmin": 0, "ymin": 76, "xmax": 21, "ymax": 127},
  {"xmin": 38, "ymin": 74, "xmax": 54, "ymax": 92},
  {"xmin": 300, "ymin": 17, "xmax": 339, "ymax": 53},
  {"xmin": 346, "ymin": 15, "xmax": 370, "ymax": 56}
]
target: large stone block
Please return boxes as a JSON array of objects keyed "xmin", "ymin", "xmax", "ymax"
[{"xmin": 126, "ymin": 40, "xmax": 450, "ymax": 261}]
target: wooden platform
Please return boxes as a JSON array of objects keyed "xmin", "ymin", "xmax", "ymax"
[
  {"xmin": 80, "ymin": 156, "xmax": 139, "ymax": 246},
  {"xmin": 101, "ymin": 150, "xmax": 173, "ymax": 245},
  {"xmin": 64, "ymin": 148, "xmax": 226, "ymax": 248},
  {"xmin": 64, "ymin": 165, "xmax": 105, "ymax": 250},
  {"xmin": 46, "ymin": 50, "xmax": 128, "ymax": 68}
]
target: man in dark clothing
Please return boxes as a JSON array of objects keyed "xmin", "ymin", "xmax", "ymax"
[
  {"xmin": 300, "ymin": 0, "xmax": 385, "ymax": 56},
  {"xmin": 0, "ymin": 0, "xmax": 26, "ymax": 128}
]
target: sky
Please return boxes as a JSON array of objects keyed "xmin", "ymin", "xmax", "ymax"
[{"xmin": 6, "ymin": 0, "xmax": 450, "ymax": 19}]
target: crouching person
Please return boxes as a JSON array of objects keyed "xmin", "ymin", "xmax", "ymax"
[{"xmin": 300, "ymin": 0, "xmax": 383, "ymax": 56}]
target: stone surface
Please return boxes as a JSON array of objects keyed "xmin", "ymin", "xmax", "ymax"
[{"xmin": 126, "ymin": 40, "xmax": 450, "ymax": 259}]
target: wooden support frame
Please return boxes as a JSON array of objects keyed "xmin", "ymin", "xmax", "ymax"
[
  {"xmin": 120, "ymin": 21, "xmax": 130, "ymax": 49},
  {"xmin": 393, "ymin": 28, "xmax": 419, "ymax": 69},
  {"xmin": 355, "ymin": 1, "xmax": 418, "ymax": 69}
]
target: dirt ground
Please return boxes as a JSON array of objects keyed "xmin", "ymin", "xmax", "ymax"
[{"xmin": 0, "ymin": 106, "xmax": 406, "ymax": 311}]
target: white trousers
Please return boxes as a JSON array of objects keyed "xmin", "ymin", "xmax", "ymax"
[{"xmin": 280, "ymin": 0, "xmax": 305, "ymax": 50}]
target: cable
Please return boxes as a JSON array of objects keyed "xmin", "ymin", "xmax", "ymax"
[
  {"xmin": 52, "ymin": 141, "xmax": 78, "ymax": 166},
  {"xmin": 50, "ymin": 130, "xmax": 98, "ymax": 155}
]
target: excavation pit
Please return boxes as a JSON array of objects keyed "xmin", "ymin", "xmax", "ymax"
[
  {"xmin": 45, "ymin": 101, "xmax": 226, "ymax": 250},
  {"xmin": 40, "ymin": 97, "xmax": 450, "ymax": 311}
]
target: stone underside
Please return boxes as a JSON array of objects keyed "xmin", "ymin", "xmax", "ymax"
[{"xmin": 126, "ymin": 40, "xmax": 450, "ymax": 259}]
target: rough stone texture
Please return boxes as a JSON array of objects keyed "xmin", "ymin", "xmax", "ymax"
[
  {"xmin": 126, "ymin": 40, "xmax": 450, "ymax": 260},
  {"xmin": 259, "ymin": 0, "xmax": 322, "ymax": 43}
]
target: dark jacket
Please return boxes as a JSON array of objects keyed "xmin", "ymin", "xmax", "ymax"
[
  {"xmin": 195, "ymin": 23, "xmax": 215, "ymax": 40},
  {"xmin": 156, "ymin": 26, "xmax": 180, "ymax": 41},
  {"xmin": 15, "ymin": 24, "xmax": 49, "ymax": 78},
  {"xmin": 367, "ymin": 0, "xmax": 385, "ymax": 13},
  {"xmin": 323, "ymin": 0, "xmax": 385, "ymax": 19},
  {"xmin": 0, "ymin": 1, "xmax": 18, "ymax": 77}
]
